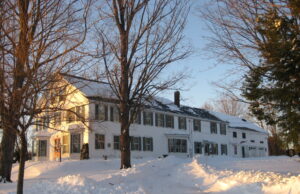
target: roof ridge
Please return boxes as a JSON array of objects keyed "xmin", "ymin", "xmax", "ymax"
[{"xmin": 60, "ymin": 73, "xmax": 110, "ymax": 85}]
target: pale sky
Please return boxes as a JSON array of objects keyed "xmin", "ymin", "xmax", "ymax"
[{"xmin": 161, "ymin": 1, "xmax": 237, "ymax": 108}]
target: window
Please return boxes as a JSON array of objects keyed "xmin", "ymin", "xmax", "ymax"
[
  {"xmin": 242, "ymin": 133, "xmax": 246, "ymax": 139},
  {"xmin": 131, "ymin": 111, "xmax": 141, "ymax": 124},
  {"xmin": 165, "ymin": 115, "xmax": 174, "ymax": 128},
  {"xmin": 221, "ymin": 144, "xmax": 228, "ymax": 155},
  {"xmin": 38, "ymin": 140, "xmax": 47, "ymax": 157},
  {"xmin": 155, "ymin": 113, "xmax": 165, "ymax": 127},
  {"xmin": 143, "ymin": 137, "xmax": 153, "ymax": 151},
  {"xmin": 70, "ymin": 134, "xmax": 81, "ymax": 153},
  {"xmin": 66, "ymin": 107, "xmax": 76, "ymax": 123},
  {"xmin": 53, "ymin": 112, "xmax": 61, "ymax": 126},
  {"xmin": 95, "ymin": 134, "xmax": 105, "ymax": 149},
  {"xmin": 95, "ymin": 104, "xmax": 108, "ymax": 121},
  {"xmin": 210, "ymin": 122, "xmax": 217, "ymax": 134},
  {"xmin": 178, "ymin": 117, "xmax": 186, "ymax": 130},
  {"xmin": 233, "ymin": 131, "xmax": 237, "ymax": 138},
  {"xmin": 130, "ymin": 136, "xmax": 141, "ymax": 151},
  {"xmin": 58, "ymin": 88, "xmax": 66, "ymax": 101},
  {"xmin": 62, "ymin": 134, "xmax": 69, "ymax": 153},
  {"xmin": 234, "ymin": 145, "xmax": 237, "ymax": 155},
  {"xmin": 204, "ymin": 142, "xmax": 218, "ymax": 155},
  {"xmin": 35, "ymin": 119, "xmax": 40, "ymax": 131},
  {"xmin": 194, "ymin": 142, "xmax": 202, "ymax": 154},
  {"xmin": 110, "ymin": 106, "xmax": 119, "ymax": 122},
  {"xmin": 250, "ymin": 140, "xmax": 255, "ymax": 143},
  {"xmin": 193, "ymin": 120, "xmax": 201, "ymax": 132},
  {"xmin": 220, "ymin": 123, "xmax": 226, "ymax": 135},
  {"xmin": 168, "ymin": 138, "xmax": 187, "ymax": 153},
  {"xmin": 143, "ymin": 111, "xmax": 153, "ymax": 126},
  {"xmin": 39, "ymin": 116, "xmax": 50, "ymax": 130},
  {"xmin": 76, "ymin": 106, "xmax": 85, "ymax": 121},
  {"xmin": 113, "ymin": 136, "xmax": 120, "ymax": 150},
  {"xmin": 260, "ymin": 141, "xmax": 264, "ymax": 144},
  {"xmin": 211, "ymin": 143, "xmax": 218, "ymax": 155}
]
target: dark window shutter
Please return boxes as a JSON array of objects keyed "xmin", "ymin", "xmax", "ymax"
[
  {"xmin": 110, "ymin": 107, "xmax": 114, "ymax": 121},
  {"xmin": 104, "ymin": 106, "xmax": 108, "ymax": 121},
  {"xmin": 143, "ymin": 137, "xmax": 146, "ymax": 151},
  {"xmin": 150, "ymin": 138, "xmax": 153, "ymax": 151},
  {"xmin": 138, "ymin": 137, "xmax": 141, "ymax": 151}
]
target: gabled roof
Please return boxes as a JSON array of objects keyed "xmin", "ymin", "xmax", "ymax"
[
  {"xmin": 209, "ymin": 111, "xmax": 268, "ymax": 134},
  {"xmin": 62, "ymin": 74, "xmax": 269, "ymax": 131},
  {"xmin": 62, "ymin": 74, "xmax": 221, "ymax": 122},
  {"xmin": 147, "ymin": 98, "xmax": 221, "ymax": 121},
  {"xmin": 63, "ymin": 74, "xmax": 115, "ymax": 98}
]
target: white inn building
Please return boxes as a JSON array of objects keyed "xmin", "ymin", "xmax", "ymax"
[{"xmin": 32, "ymin": 75, "xmax": 269, "ymax": 161}]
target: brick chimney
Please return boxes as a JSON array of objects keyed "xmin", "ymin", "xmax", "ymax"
[{"xmin": 174, "ymin": 91, "xmax": 180, "ymax": 107}]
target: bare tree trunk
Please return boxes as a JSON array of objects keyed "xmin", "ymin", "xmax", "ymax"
[
  {"xmin": 120, "ymin": 121, "xmax": 131, "ymax": 169},
  {"xmin": 0, "ymin": 128, "xmax": 16, "ymax": 183},
  {"xmin": 16, "ymin": 133, "xmax": 27, "ymax": 194},
  {"xmin": 96, "ymin": 0, "xmax": 190, "ymax": 169},
  {"xmin": 119, "ymin": 30, "xmax": 131, "ymax": 169}
]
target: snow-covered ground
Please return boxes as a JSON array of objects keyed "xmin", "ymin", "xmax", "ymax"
[{"xmin": 1, "ymin": 156, "xmax": 300, "ymax": 194}]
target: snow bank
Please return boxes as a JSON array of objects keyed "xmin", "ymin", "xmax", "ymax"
[{"xmin": 3, "ymin": 156, "xmax": 300, "ymax": 194}]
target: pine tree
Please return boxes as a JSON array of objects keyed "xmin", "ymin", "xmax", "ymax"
[{"xmin": 242, "ymin": 1, "xmax": 300, "ymax": 151}]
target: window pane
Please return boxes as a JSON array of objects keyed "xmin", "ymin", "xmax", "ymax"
[
  {"xmin": 194, "ymin": 142, "xmax": 202, "ymax": 154},
  {"xmin": 220, "ymin": 123, "xmax": 226, "ymax": 135},
  {"xmin": 67, "ymin": 108, "xmax": 76, "ymax": 123},
  {"xmin": 71, "ymin": 134, "xmax": 80, "ymax": 153},
  {"xmin": 131, "ymin": 136, "xmax": 141, "ymax": 151},
  {"xmin": 221, "ymin": 144, "xmax": 227, "ymax": 155},
  {"xmin": 110, "ymin": 106, "xmax": 119, "ymax": 122},
  {"xmin": 95, "ymin": 134, "xmax": 105, "ymax": 149},
  {"xmin": 193, "ymin": 120, "xmax": 201, "ymax": 132},
  {"xmin": 155, "ymin": 113, "xmax": 165, "ymax": 127},
  {"xmin": 131, "ymin": 111, "xmax": 141, "ymax": 124},
  {"xmin": 62, "ymin": 134, "xmax": 70, "ymax": 153},
  {"xmin": 143, "ymin": 137, "xmax": 153, "ymax": 151},
  {"xmin": 233, "ymin": 132, "xmax": 237, "ymax": 138},
  {"xmin": 242, "ymin": 133, "xmax": 246, "ymax": 139},
  {"xmin": 143, "ymin": 112, "xmax": 153, "ymax": 126},
  {"xmin": 38, "ymin": 140, "xmax": 47, "ymax": 157},
  {"xmin": 210, "ymin": 122, "xmax": 217, "ymax": 134},
  {"xmin": 168, "ymin": 138, "xmax": 187, "ymax": 153},
  {"xmin": 165, "ymin": 115, "xmax": 174, "ymax": 128},
  {"xmin": 178, "ymin": 117, "xmax": 186, "ymax": 130},
  {"xmin": 113, "ymin": 136, "xmax": 120, "ymax": 150}
]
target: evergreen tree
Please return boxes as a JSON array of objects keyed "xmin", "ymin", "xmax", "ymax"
[{"xmin": 242, "ymin": 1, "xmax": 300, "ymax": 151}]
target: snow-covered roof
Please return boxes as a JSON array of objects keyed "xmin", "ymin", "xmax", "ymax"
[
  {"xmin": 63, "ymin": 74, "xmax": 115, "ymax": 98},
  {"xmin": 146, "ymin": 98, "xmax": 221, "ymax": 121},
  {"xmin": 62, "ymin": 74, "xmax": 221, "ymax": 122},
  {"xmin": 62, "ymin": 74, "xmax": 269, "ymax": 134},
  {"xmin": 209, "ymin": 111, "xmax": 268, "ymax": 134}
]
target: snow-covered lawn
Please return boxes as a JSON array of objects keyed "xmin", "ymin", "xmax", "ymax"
[{"xmin": 1, "ymin": 156, "xmax": 299, "ymax": 194}]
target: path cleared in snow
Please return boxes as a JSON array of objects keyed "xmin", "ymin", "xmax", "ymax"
[{"xmin": 1, "ymin": 156, "xmax": 299, "ymax": 194}]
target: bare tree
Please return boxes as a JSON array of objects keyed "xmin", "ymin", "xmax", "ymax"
[
  {"xmin": 201, "ymin": 94, "xmax": 249, "ymax": 118},
  {"xmin": 199, "ymin": 0, "xmax": 300, "ymax": 150},
  {"xmin": 0, "ymin": 0, "xmax": 90, "ymax": 193},
  {"xmin": 94, "ymin": 0, "xmax": 191, "ymax": 169}
]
